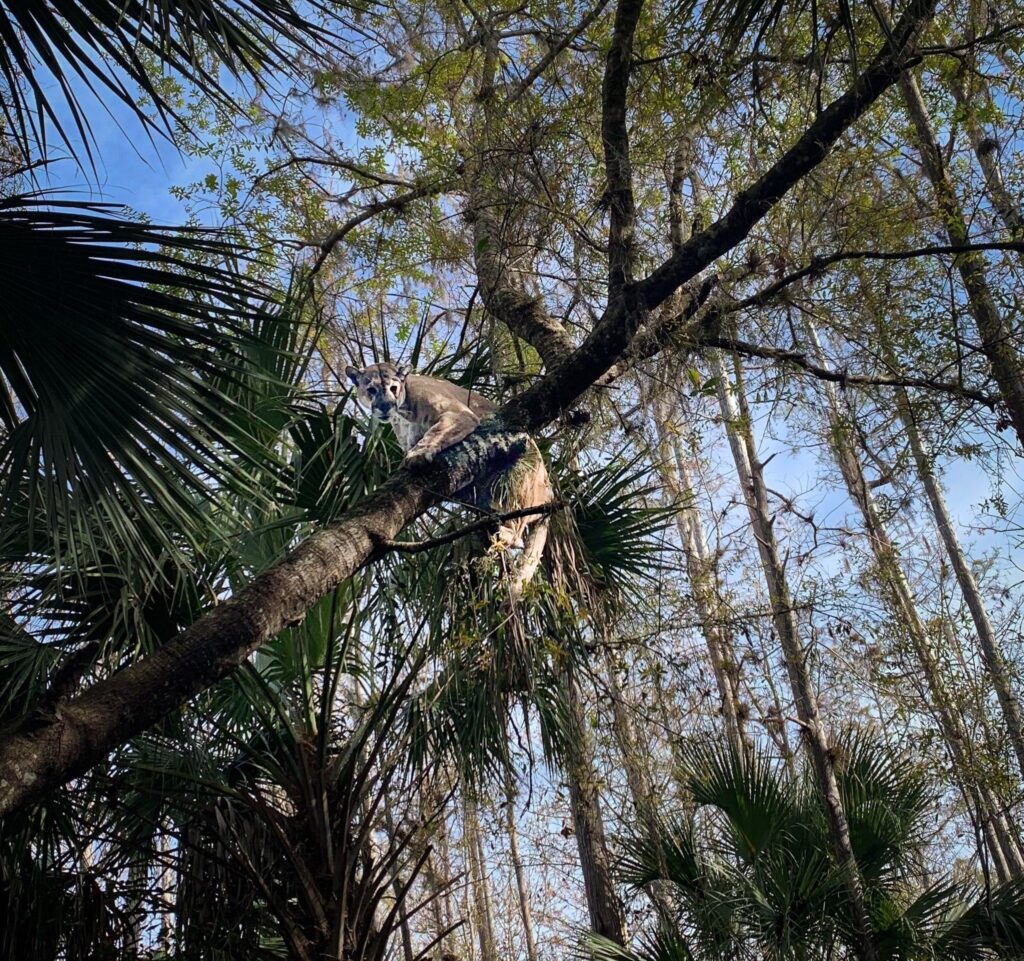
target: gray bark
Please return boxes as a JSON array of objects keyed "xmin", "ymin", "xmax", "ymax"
[
  {"xmin": 602, "ymin": 649, "xmax": 676, "ymax": 921},
  {"xmin": 895, "ymin": 389, "xmax": 1024, "ymax": 782},
  {"xmin": 502, "ymin": 761, "xmax": 539, "ymax": 961},
  {"xmin": 944, "ymin": 0, "xmax": 1024, "ymax": 265},
  {"xmin": 652, "ymin": 399, "xmax": 748, "ymax": 757},
  {"xmin": 464, "ymin": 795, "xmax": 499, "ymax": 961},
  {"xmin": 565, "ymin": 668, "xmax": 628, "ymax": 945}
]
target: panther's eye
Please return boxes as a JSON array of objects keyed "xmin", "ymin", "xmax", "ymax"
[
  {"xmin": 390, "ymin": 384, "xmax": 399, "ymax": 396},
  {"xmin": 367, "ymin": 387, "xmax": 377, "ymax": 396}
]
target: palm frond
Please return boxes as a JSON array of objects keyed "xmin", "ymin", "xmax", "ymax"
[
  {"xmin": 556, "ymin": 454, "xmax": 673, "ymax": 601},
  {"xmin": 679, "ymin": 738, "xmax": 801, "ymax": 865},
  {"xmin": 0, "ymin": 0, "xmax": 335, "ymax": 164},
  {"xmin": 586, "ymin": 929, "xmax": 695, "ymax": 961},
  {"xmin": 0, "ymin": 194, "xmax": 293, "ymax": 571},
  {"xmin": 834, "ymin": 730, "xmax": 931, "ymax": 883},
  {"xmin": 618, "ymin": 813, "xmax": 703, "ymax": 893},
  {"xmin": 933, "ymin": 877, "xmax": 1024, "ymax": 960}
]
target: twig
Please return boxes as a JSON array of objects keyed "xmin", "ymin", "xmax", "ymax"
[
  {"xmin": 734, "ymin": 240, "xmax": 1024, "ymax": 311},
  {"xmin": 380, "ymin": 501, "xmax": 565, "ymax": 554}
]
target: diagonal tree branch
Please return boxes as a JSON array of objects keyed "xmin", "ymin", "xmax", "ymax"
[
  {"xmin": 310, "ymin": 177, "xmax": 456, "ymax": 277},
  {"xmin": 502, "ymin": 0, "xmax": 935, "ymax": 432},
  {"xmin": 0, "ymin": 0, "xmax": 936, "ymax": 819},
  {"xmin": 734, "ymin": 240, "xmax": 1024, "ymax": 311},
  {"xmin": 704, "ymin": 335, "xmax": 1001, "ymax": 407}
]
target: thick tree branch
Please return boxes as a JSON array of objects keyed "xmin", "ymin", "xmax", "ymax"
[
  {"xmin": 468, "ymin": 200, "xmax": 577, "ymax": 368},
  {"xmin": 503, "ymin": 0, "xmax": 936, "ymax": 433},
  {"xmin": 0, "ymin": 0, "xmax": 936, "ymax": 818}
]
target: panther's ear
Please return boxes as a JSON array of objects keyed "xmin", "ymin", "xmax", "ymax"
[
  {"xmin": 345, "ymin": 366, "xmax": 362, "ymax": 386},
  {"xmin": 395, "ymin": 363, "xmax": 410, "ymax": 379}
]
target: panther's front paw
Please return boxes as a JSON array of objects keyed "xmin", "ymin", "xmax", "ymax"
[{"xmin": 404, "ymin": 446, "xmax": 436, "ymax": 469}]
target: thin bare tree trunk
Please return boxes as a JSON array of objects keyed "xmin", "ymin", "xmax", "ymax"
[
  {"xmin": 803, "ymin": 321, "xmax": 1024, "ymax": 877},
  {"xmin": 463, "ymin": 795, "xmax": 499, "ymax": 961},
  {"xmin": 948, "ymin": 77, "xmax": 1024, "ymax": 258},
  {"xmin": 565, "ymin": 665, "xmax": 628, "ymax": 946},
  {"xmin": 602, "ymin": 647, "xmax": 676, "ymax": 921},
  {"xmin": 944, "ymin": 0, "xmax": 1024, "ymax": 264},
  {"xmin": 713, "ymin": 349, "xmax": 878, "ymax": 961},
  {"xmin": 420, "ymin": 779, "xmax": 464, "ymax": 960},
  {"xmin": 502, "ymin": 765, "xmax": 539, "ymax": 961},
  {"xmin": 384, "ymin": 800, "xmax": 416, "ymax": 961},
  {"xmin": 652, "ymin": 398, "xmax": 748, "ymax": 756}
]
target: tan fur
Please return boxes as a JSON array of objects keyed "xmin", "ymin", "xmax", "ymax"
[{"xmin": 346, "ymin": 363, "xmax": 552, "ymax": 596}]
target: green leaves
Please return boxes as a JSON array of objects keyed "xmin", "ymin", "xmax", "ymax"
[
  {"xmin": 0, "ymin": 194, "xmax": 290, "ymax": 572},
  {"xmin": 606, "ymin": 735, "xmax": 1024, "ymax": 961},
  {"xmin": 559, "ymin": 453, "xmax": 673, "ymax": 597}
]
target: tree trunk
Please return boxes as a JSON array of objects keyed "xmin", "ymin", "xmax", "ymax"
[
  {"xmin": 803, "ymin": 320, "xmax": 1024, "ymax": 877},
  {"xmin": 943, "ymin": 0, "xmax": 1024, "ymax": 265},
  {"xmin": 652, "ymin": 397, "xmax": 748, "ymax": 757},
  {"xmin": 947, "ymin": 75, "xmax": 1024, "ymax": 261},
  {"xmin": 502, "ymin": 760, "xmax": 539, "ymax": 961},
  {"xmin": 565, "ymin": 665, "xmax": 628, "ymax": 946},
  {"xmin": 713, "ymin": 349, "xmax": 879, "ymax": 961},
  {"xmin": 420, "ymin": 778, "xmax": 463, "ymax": 960},
  {"xmin": 602, "ymin": 647, "xmax": 676, "ymax": 921},
  {"xmin": 464, "ymin": 795, "xmax": 499, "ymax": 961}
]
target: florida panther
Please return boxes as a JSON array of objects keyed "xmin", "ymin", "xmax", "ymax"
[{"xmin": 345, "ymin": 362, "xmax": 552, "ymax": 594}]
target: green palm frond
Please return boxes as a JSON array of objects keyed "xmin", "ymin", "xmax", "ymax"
[
  {"xmin": 680, "ymin": 738, "xmax": 801, "ymax": 865},
  {"xmin": 618, "ymin": 813, "xmax": 703, "ymax": 892},
  {"xmin": 586, "ymin": 929, "xmax": 695, "ymax": 961},
  {"xmin": 834, "ymin": 730, "xmax": 930, "ymax": 883},
  {"xmin": 557, "ymin": 454, "xmax": 673, "ymax": 599},
  {"xmin": 0, "ymin": 0, "xmax": 333, "ymax": 164},
  {"xmin": 0, "ymin": 194, "xmax": 292, "ymax": 570},
  {"xmin": 932, "ymin": 877, "xmax": 1024, "ymax": 960}
]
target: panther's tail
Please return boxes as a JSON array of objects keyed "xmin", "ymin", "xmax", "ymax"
[{"xmin": 492, "ymin": 438, "xmax": 554, "ymax": 599}]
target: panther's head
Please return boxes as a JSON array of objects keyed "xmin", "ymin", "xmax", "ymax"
[{"xmin": 345, "ymin": 362, "xmax": 410, "ymax": 422}]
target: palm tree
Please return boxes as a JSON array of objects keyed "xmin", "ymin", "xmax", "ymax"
[{"xmin": 590, "ymin": 735, "xmax": 1024, "ymax": 961}]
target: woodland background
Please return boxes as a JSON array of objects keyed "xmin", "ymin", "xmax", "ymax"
[{"xmin": 2, "ymin": 0, "xmax": 1024, "ymax": 958}]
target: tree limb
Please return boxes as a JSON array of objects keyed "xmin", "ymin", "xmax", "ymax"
[
  {"xmin": 704, "ymin": 335, "xmax": 1000, "ymax": 407},
  {"xmin": 382, "ymin": 501, "xmax": 565, "ymax": 553},
  {"xmin": 734, "ymin": 240, "xmax": 1024, "ymax": 311},
  {"xmin": 310, "ymin": 177, "xmax": 456, "ymax": 276},
  {"xmin": 602, "ymin": 0, "xmax": 643, "ymax": 291}
]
